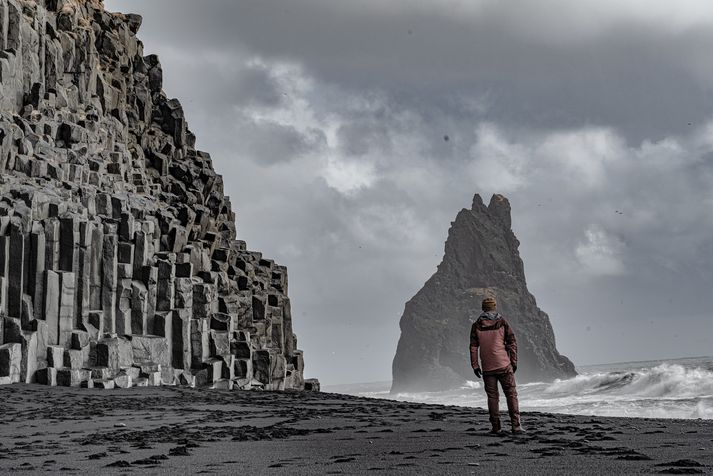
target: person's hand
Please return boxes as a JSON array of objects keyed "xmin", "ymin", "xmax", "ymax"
[
  {"xmin": 512, "ymin": 364, "xmax": 517, "ymax": 373},
  {"xmin": 473, "ymin": 368, "xmax": 482, "ymax": 379}
]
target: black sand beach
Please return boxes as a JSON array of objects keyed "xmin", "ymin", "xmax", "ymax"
[{"xmin": 0, "ymin": 385, "xmax": 711, "ymax": 475}]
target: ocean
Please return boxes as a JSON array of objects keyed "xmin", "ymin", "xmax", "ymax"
[{"xmin": 324, "ymin": 356, "xmax": 713, "ymax": 420}]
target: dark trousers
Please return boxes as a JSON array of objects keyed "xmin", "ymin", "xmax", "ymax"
[{"xmin": 483, "ymin": 371, "xmax": 520, "ymax": 429}]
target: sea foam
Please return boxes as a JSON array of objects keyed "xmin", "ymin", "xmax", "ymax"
[{"xmin": 331, "ymin": 357, "xmax": 713, "ymax": 420}]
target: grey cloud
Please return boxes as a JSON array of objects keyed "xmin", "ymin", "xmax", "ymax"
[
  {"xmin": 113, "ymin": 0, "xmax": 713, "ymax": 143},
  {"xmin": 235, "ymin": 118, "xmax": 326, "ymax": 165},
  {"xmin": 337, "ymin": 120, "xmax": 393, "ymax": 157},
  {"xmin": 235, "ymin": 64, "xmax": 285, "ymax": 108}
]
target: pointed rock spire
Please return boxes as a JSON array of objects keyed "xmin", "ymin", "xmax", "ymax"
[{"xmin": 392, "ymin": 193, "xmax": 575, "ymax": 392}]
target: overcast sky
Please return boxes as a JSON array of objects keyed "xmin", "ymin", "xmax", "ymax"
[{"xmin": 106, "ymin": 0, "xmax": 713, "ymax": 384}]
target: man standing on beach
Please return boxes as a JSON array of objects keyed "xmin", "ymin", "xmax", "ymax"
[{"xmin": 469, "ymin": 297, "xmax": 524, "ymax": 434}]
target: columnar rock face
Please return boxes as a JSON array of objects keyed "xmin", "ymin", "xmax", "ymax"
[
  {"xmin": 391, "ymin": 194, "xmax": 576, "ymax": 392},
  {"xmin": 0, "ymin": 0, "xmax": 306, "ymax": 390}
]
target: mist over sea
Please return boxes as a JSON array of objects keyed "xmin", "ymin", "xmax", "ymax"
[{"xmin": 325, "ymin": 356, "xmax": 713, "ymax": 420}]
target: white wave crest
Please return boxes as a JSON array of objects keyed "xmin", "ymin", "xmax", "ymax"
[
  {"xmin": 544, "ymin": 363, "xmax": 713, "ymax": 400},
  {"xmin": 695, "ymin": 400, "xmax": 713, "ymax": 419},
  {"xmin": 345, "ymin": 359, "xmax": 713, "ymax": 420}
]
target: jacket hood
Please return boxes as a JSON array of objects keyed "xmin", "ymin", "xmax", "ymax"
[{"xmin": 478, "ymin": 311, "xmax": 502, "ymax": 321}]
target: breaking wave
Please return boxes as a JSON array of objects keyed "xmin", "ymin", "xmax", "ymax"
[
  {"xmin": 522, "ymin": 363, "xmax": 713, "ymax": 419},
  {"xmin": 543, "ymin": 363, "xmax": 713, "ymax": 400},
  {"xmin": 332, "ymin": 358, "xmax": 713, "ymax": 420}
]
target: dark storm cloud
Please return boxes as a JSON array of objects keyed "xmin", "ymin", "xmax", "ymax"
[
  {"xmin": 116, "ymin": 0, "xmax": 713, "ymax": 142},
  {"xmin": 337, "ymin": 120, "xmax": 393, "ymax": 157},
  {"xmin": 107, "ymin": 0, "xmax": 713, "ymax": 383},
  {"xmin": 234, "ymin": 118, "xmax": 327, "ymax": 165}
]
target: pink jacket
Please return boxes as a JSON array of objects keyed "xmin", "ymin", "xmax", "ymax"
[{"xmin": 470, "ymin": 313, "xmax": 518, "ymax": 374}]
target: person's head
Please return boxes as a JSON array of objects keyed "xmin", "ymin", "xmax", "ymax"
[{"xmin": 482, "ymin": 297, "xmax": 497, "ymax": 312}]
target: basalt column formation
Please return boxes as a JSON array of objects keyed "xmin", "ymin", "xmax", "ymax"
[{"xmin": 0, "ymin": 0, "xmax": 307, "ymax": 390}]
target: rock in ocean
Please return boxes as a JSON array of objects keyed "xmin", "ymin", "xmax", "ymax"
[
  {"xmin": 391, "ymin": 194, "xmax": 575, "ymax": 392},
  {"xmin": 0, "ymin": 0, "xmax": 306, "ymax": 390}
]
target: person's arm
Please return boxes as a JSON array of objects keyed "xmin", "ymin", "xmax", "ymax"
[
  {"xmin": 504, "ymin": 320, "xmax": 518, "ymax": 371},
  {"xmin": 469, "ymin": 322, "xmax": 480, "ymax": 370}
]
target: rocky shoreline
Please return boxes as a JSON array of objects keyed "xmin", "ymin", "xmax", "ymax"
[{"xmin": 0, "ymin": 384, "xmax": 710, "ymax": 474}]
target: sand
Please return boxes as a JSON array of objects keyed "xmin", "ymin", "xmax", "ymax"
[{"xmin": 0, "ymin": 384, "xmax": 711, "ymax": 475}]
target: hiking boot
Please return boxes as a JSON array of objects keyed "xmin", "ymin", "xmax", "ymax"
[
  {"xmin": 511, "ymin": 426, "xmax": 526, "ymax": 434},
  {"xmin": 488, "ymin": 423, "xmax": 503, "ymax": 435}
]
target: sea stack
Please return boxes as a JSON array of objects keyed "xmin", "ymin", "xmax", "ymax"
[
  {"xmin": 0, "ymin": 0, "xmax": 306, "ymax": 390},
  {"xmin": 392, "ymin": 194, "xmax": 575, "ymax": 392}
]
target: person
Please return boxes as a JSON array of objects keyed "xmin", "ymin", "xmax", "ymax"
[{"xmin": 469, "ymin": 297, "xmax": 524, "ymax": 434}]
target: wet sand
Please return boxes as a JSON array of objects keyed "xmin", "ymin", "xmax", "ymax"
[{"xmin": 0, "ymin": 384, "xmax": 711, "ymax": 475}]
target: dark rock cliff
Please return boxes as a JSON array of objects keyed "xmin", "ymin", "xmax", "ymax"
[
  {"xmin": 391, "ymin": 194, "xmax": 576, "ymax": 392},
  {"xmin": 0, "ymin": 0, "xmax": 306, "ymax": 390}
]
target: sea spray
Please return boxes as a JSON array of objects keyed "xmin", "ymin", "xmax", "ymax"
[
  {"xmin": 328, "ymin": 356, "xmax": 713, "ymax": 420},
  {"xmin": 544, "ymin": 363, "xmax": 713, "ymax": 400}
]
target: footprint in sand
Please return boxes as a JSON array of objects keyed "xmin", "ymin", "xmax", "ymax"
[
  {"xmin": 654, "ymin": 459, "xmax": 705, "ymax": 474},
  {"xmin": 657, "ymin": 470, "xmax": 704, "ymax": 475}
]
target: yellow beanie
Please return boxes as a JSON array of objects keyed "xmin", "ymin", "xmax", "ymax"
[{"xmin": 482, "ymin": 297, "xmax": 497, "ymax": 311}]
